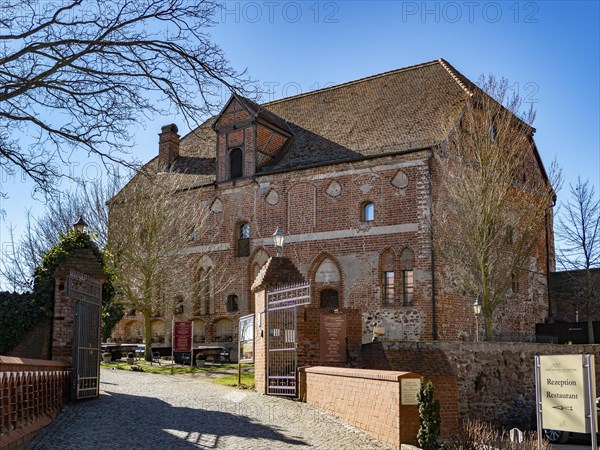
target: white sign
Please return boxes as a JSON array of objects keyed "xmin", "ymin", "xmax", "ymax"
[
  {"xmin": 537, "ymin": 354, "xmax": 597, "ymax": 434},
  {"xmin": 401, "ymin": 378, "xmax": 421, "ymax": 406}
]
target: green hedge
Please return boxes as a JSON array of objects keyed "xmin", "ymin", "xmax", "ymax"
[
  {"xmin": 0, "ymin": 291, "xmax": 50, "ymax": 355},
  {"xmin": 0, "ymin": 230, "xmax": 123, "ymax": 354}
]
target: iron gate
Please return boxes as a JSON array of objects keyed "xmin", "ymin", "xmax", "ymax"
[
  {"xmin": 266, "ymin": 282, "xmax": 310, "ymax": 397},
  {"xmin": 67, "ymin": 270, "xmax": 103, "ymax": 400}
]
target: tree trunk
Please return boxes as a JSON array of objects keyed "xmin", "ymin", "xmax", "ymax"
[
  {"xmin": 586, "ymin": 268, "xmax": 595, "ymax": 344},
  {"xmin": 484, "ymin": 313, "xmax": 494, "ymax": 341},
  {"xmin": 587, "ymin": 316, "xmax": 595, "ymax": 344},
  {"xmin": 143, "ymin": 309, "xmax": 153, "ymax": 361}
]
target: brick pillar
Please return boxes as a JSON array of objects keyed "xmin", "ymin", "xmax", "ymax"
[
  {"xmin": 251, "ymin": 256, "xmax": 306, "ymax": 395},
  {"xmin": 51, "ymin": 279, "xmax": 76, "ymax": 362},
  {"xmin": 254, "ymin": 290, "xmax": 267, "ymax": 394},
  {"xmin": 51, "ymin": 248, "xmax": 105, "ymax": 363}
]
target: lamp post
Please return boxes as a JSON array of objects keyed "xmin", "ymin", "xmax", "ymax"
[
  {"xmin": 272, "ymin": 227, "xmax": 284, "ymax": 257},
  {"xmin": 74, "ymin": 215, "xmax": 88, "ymax": 234},
  {"xmin": 473, "ymin": 297, "xmax": 482, "ymax": 342}
]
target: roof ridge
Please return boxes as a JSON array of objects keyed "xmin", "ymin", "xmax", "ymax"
[
  {"xmin": 437, "ymin": 58, "xmax": 474, "ymax": 97},
  {"xmin": 262, "ymin": 59, "xmax": 442, "ymax": 107}
]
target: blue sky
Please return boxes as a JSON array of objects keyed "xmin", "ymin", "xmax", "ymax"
[{"xmin": 1, "ymin": 1, "xmax": 599, "ymax": 287}]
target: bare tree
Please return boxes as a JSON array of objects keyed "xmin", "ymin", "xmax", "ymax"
[
  {"xmin": 555, "ymin": 178, "xmax": 600, "ymax": 342},
  {"xmin": 0, "ymin": 0, "xmax": 250, "ymax": 195},
  {"xmin": 432, "ymin": 75, "xmax": 557, "ymax": 341},
  {"xmin": 107, "ymin": 172, "xmax": 231, "ymax": 360},
  {"xmin": 1, "ymin": 170, "xmax": 124, "ymax": 291}
]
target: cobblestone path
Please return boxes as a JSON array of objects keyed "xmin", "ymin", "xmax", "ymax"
[{"xmin": 27, "ymin": 368, "xmax": 391, "ymax": 449}]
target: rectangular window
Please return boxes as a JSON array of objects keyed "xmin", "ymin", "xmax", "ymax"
[
  {"xmin": 511, "ymin": 273, "xmax": 519, "ymax": 293},
  {"xmin": 383, "ymin": 271, "xmax": 395, "ymax": 305},
  {"xmin": 226, "ymin": 295, "xmax": 239, "ymax": 312},
  {"xmin": 403, "ymin": 270, "xmax": 414, "ymax": 306}
]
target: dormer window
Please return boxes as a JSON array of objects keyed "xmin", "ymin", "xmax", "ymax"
[{"xmin": 230, "ymin": 148, "xmax": 243, "ymax": 179}]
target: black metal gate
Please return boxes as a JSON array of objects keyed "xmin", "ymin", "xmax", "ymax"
[
  {"xmin": 67, "ymin": 270, "xmax": 103, "ymax": 400},
  {"xmin": 266, "ymin": 282, "xmax": 310, "ymax": 397}
]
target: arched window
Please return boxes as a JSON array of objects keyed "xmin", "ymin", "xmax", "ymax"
[
  {"xmin": 320, "ymin": 289, "xmax": 339, "ymax": 308},
  {"xmin": 227, "ymin": 294, "xmax": 239, "ymax": 312},
  {"xmin": 400, "ymin": 249, "xmax": 414, "ymax": 306},
  {"xmin": 237, "ymin": 222, "xmax": 250, "ymax": 257},
  {"xmin": 198, "ymin": 267, "xmax": 214, "ymax": 315},
  {"xmin": 381, "ymin": 249, "xmax": 396, "ymax": 306},
  {"xmin": 174, "ymin": 295, "xmax": 184, "ymax": 315},
  {"xmin": 229, "ymin": 148, "xmax": 243, "ymax": 179},
  {"xmin": 214, "ymin": 318, "xmax": 234, "ymax": 341},
  {"xmin": 192, "ymin": 320, "xmax": 206, "ymax": 342},
  {"xmin": 363, "ymin": 202, "xmax": 374, "ymax": 222}
]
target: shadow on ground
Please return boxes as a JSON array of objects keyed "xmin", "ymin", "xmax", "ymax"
[{"xmin": 90, "ymin": 389, "xmax": 308, "ymax": 449}]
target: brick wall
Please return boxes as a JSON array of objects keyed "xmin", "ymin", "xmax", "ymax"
[
  {"xmin": 0, "ymin": 356, "xmax": 70, "ymax": 450},
  {"xmin": 254, "ymin": 290, "xmax": 267, "ymax": 395},
  {"xmin": 298, "ymin": 366, "xmax": 420, "ymax": 449},
  {"xmin": 112, "ymin": 121, "xmax": 552, "ymax": 350}
]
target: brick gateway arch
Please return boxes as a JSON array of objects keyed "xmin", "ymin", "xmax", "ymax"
[{"xmin": 51, "ymin": 248, "xmax": 106, "ymax": 400}]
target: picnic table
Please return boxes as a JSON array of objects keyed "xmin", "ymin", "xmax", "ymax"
[{"xmin": 193, "ymin": 346, "xmax": 223, "ymax": 364}]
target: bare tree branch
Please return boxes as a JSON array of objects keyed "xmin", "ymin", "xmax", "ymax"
[
  {"xmin": 1, "ymin": 169, "xmax": 125, "ymax": 290},
  {"xmin": 432, "ymin": 74, "xmax": 557, "ymax": 341},
  {"xmin": 107, "ymin": 171, "xmax": 233, "ymax": 360},
  {"xmin": 555, "ymin": 177, "xmax": 600, "ymax": 342},
  {"xmin": 0, "ymin": 0, "xmax": 251, "ymax": 194}
]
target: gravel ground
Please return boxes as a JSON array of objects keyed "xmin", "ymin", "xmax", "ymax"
[{"xmin": 27, "ymin": 368, "xmax": 391, "ymax": 449}]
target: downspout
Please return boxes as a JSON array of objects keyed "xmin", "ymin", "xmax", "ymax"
[{"xmin": 427, "ymin": 154, "xmax": 438, "ymax": 340}]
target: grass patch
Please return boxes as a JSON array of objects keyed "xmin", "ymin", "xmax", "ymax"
[
  {"xmin": 101, "ymin": 361, "xmax": 196, "ymax": 375},
  {"xmin": 212, "ymin": 371, "xmax": 255, "ymax": 389},
  {"xmin": 100, "ymin": 361, "xmax": 248, "ymax": 377}
]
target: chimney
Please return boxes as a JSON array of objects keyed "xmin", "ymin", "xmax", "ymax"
[{"xmin": 158, "ymin": 123, "xmax": 180, "ymax": 171}]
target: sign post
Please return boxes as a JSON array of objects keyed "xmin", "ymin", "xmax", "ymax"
[
  {"xmin": 172, "ymin": 320, "xmax": 193, "ymax": 372},
  {"xmin": 535, "ymin": 354, "xmax": 597, "ymax": 449},
  {"xmin": 238, "ymin": 314, "xmax": 254, "ymax": 386}
]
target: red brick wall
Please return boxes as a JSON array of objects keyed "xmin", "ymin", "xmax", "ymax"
[
  {"xmin": 299, "ymin": 366, "xmax": 420, "ymax": 449},
  {"xmin": 253, "ymin": 290, "xmax": 267, "ymax": 394},
  {"xmin": 112, "ymin": 139, "xmax": 552, "ymax": 349},
  {"xmin": 384, "ymin": 346, "xmax": 459, "ymax": 438},
  {"xmin": 0, "ymin": 356, "xmax": 70, "ymax": 450},
  {"xmin": 296, "ymin": 307, "xmax": 362, "ymax": 367}
]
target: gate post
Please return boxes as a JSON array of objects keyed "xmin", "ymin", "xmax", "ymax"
[
  {"xmin": 253, "ymin": 289, "xmax": 268, "ymax": 395},
  {"xmin": 51, "ymin": 248, "xmax": 105, "ymax": 399},
  {"xmin": 251, "ymin": 256, "xmax": 305, "ymax": 395}
]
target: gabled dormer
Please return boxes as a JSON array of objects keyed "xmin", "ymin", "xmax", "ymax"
[{"xmin": 212, "ymin": 94, "xmax": 292, "ymax": 183}]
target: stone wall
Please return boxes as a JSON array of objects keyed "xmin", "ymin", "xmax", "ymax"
[{"xmin": 384, "ymin": 342, "xmax": 600, "ymax": 433}]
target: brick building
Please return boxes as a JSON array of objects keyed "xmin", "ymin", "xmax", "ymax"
[{"xmin": 109, "ymin": 59, "xmax": 554, "ymax": 349}]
